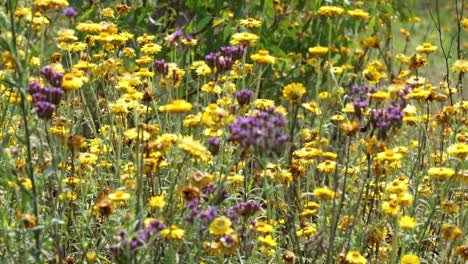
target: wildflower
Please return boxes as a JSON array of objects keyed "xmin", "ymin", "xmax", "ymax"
[
  {"xmin": 63, "ymin": 6, "xmax": 77, "ymax": 17},
  {"xmin": 148, "ymin": 195, "xmax": 166, "ymax": 209},
  {"xmin": 399, "ymin": 215, "xmax": 416, "ymax": 230},
  {"xmin": 108, "ymin": 190, "xmax": 131, "ymax": 202},
  {"xmin": 441, "ymin": 223, "xmax": 462, "ymax": 241},
  {"xmin": 451, "ymin": 59, "xmax": 468, "ymax": 72},
  {"xmin": 283, "ymin": 82, "xmax": 306, "ymax": 102},
  {"xmin": 161, "ymin": 225, "xmax": 185, "ymax": 240},
  {"xmin": 313, "ymin": 187, "xmax": 336, "ymax": 201},
  {"xmin": 317, "ymin": 160, "xmax": 336, "ymax": 173},
  {"xmin": 209, "ymin": 216, "xmax": 233, "ymax": 235},
  {"xmin": 456, "ymin": 245, "xmax": 468, "ymax": 260},
  {"xmin": 400, "ymin": 254, "xmax": 420, "ymax": 264},
  {"xmin": 255, "ymin": 221, "xmax": 274, "ymax": 233},
  {"xmin": 416, "ymin": 43, "xmax": 437, "ymax": 54},
  {"xmin": 61, "ymin": 73, "xmax": 83, "ymax": 91},
  {"xmin": 381, "ymin": 200, "xmax": 400, "ymax": 216},
  {"xmin": 348, "ymin": 9, "xmax": 370, "ymax": 20},
  {"xmin": 236, "ymin": 89, "xmax": 254, "ymax": 105},
  {"xmin": 78, "ymin": 152, "xmax": 98, "ymax": 165},
  {"xmin": 308, "ymin": 46, "xmax": 329, "ymax": 57},
  {"xmin": 250, "ymin": 50, "xmax": 275, "ymax": 64},
  {"xmin": 159, "ymin": 99, "xmax": 192, "ymax": 113},
  {"xmin": 140, "ymin": 43, "xmax": 162, "ymax": 55},
  {"xmin": 230, "ymin": 32, "xmax": 259, "ymax": 46},
  {"xmin": 302, "ymin": 101, "xmax": 321, "ymax": 115},
  {"xmin": 318, "ymin": 6, "xmax": 344, "ymax": 17},
  {"xmin": 441, "ymin": 200, "xmax": 459, "ymax": 214},
  {"xmin": 178, "ymin": 136, "xmax": 212, "ymax": 163},
  {"xmin": 101, "ymin": 7, "xmax": 114, "ymax": 18},
  {"xmin": 408, "ymin": 54, "xmax": 427, "ymax": 70},
  {"xmin": 258, "ymin": 235, "xmax": 278, "ymax": 248},
  {"xmin": 228, "ymin": 107, "xmax": 289, "ymax": 155},
  {"xmin": 239, "ymin": 18, "xmax": 261, "ymax": 28},
  {"xmin": 427, "ymin": 167, "xmax": 455, "ymax": 181},
  {"xmin": 345, "ymin": 251, "xmax": 367, "ymax": 264},
  {"xmin": 34, "ymin": 0, "xmax": 69, "ymax": 10}
]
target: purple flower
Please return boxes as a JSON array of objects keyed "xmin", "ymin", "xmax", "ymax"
[
  {"xmin": 153, "ymin": 59, "xmax": 168, "ymax": 75},
  {"xmin": 34, "ymin": 101, "xmax": 56, "ymax": 119},
  {"xmin": 236, "ymin": 89, "xmax": 253, "ymax": 106},
  {"xmin": 228, "ymin": 107, "xmax": 289, "ymax": 155},
  {"xmin": 208, "ymin": 137, "xmax": 221, "ymax": 155},
  {"xmin": 63, "ymin": 6, "xmax": 78, "ymax": 17}
]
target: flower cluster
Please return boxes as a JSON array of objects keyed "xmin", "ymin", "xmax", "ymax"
[
  {"xmin": 27, "ymin": 66, "xmax": 65, "ymax": 118},
  {"xmin": 228, "ymin": 107, "xmax": 289, "ymax": 155}
]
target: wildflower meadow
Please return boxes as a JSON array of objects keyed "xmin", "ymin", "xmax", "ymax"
[{"xmin": 1, "ymin": 0, "xmax": 467, "ymax": 263}]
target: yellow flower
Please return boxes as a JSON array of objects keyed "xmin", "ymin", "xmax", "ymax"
[
  {"xmin": 427, "ymin": 167, "xmax": 455, "ymax": 181},
  {"xmin": 254, "ymin": 99, "xmax": 275, "ymax": 110},
  {"xmin": 345, "ymin": 251, "xmax": 367, "ymax": 264},
  {"xmin": 451, "ymin": 59, "xmax": 468, "ymax": 72},
  {"xmin": 108, "ymin": 189, "xmax": 131, "ymax": 202},
  {"xmin": 230, "ymin": 32, "xmax": 259, "ymax": 47},
  {"xmin": 258, "ymin": 235, "xmax": 278, "ymax": 247},
  {"xmin": 416, "ymin": 43, "xmax": 438, "ymax": 54},
  {"xmin": 255, "ymin": 221, "xmax": 274, "ymax": 233},
  {"xmin": 302, "ymin": 101, "xmax": 321, "ymax": 115},
  {"xmin": 283, "ymin": 82, "xmax": 306, "ymax": 102},
  {"xmin": 159, "ymin": 99, "xmax": 192, "ymax": 113},
  {"xmin": 376, "ymin": 149, "xmax": 403, "ymax": 162},
  {"xmin": 317, "ymin": 160, "xmax": 336, "ymax": 174},
  {"xmin": 400, "ymin": 254, "xmax": 420, "ymax": 264},
  {"xmin": 148, "ymin": 195, "xmax": 166, "ymax": 209},
  {"xmin": 370, "ymin": 91, "xmax": 390, "ymax": 101},
  {"xmin": 178, "ymin": 136, "xmax": 212, "ymax": 163},
  {"xmin": 101, "ymin": 7, "xmax": 114, "ymax": 18},
  {"xmin": 447, "ymin": 142, "xmax": 468, "ymax": 158},
  {"xmin": 382, "ymin": 199, "xmax": 400, "ymax": 216},
  {"xmin": 209, "ymin": 216, "xmax": 233, "ymax": 235},
  {"xmin": 296, "ymin": 225, "xmax": 317, "ymax": 237},
  {"xmin": 441, "ymin": 223, "xmax": 462, "ymax": 241},
  {"xmin": 409, "ymin": 54, "xmax": 428, "ymax": 70},
  {"xmin": 441, "ymin": 200, "xmax": 459, "ymax": 214},
  {"xmin": 161, "ymin": 225, "xmax": 185, "ymax": 240},
  {"xmin": 34, "ymin": 0, "xmax": 69, "ymax": 10},
  {"xmin": 250, "ymin": 50, "xmax": 275, "ymax": 64},
  {"xmin": 313, "ymin": 187, "xmax": 336, "ymax": 201},
  {"xmin": 308, "ymin": 46, "xmax": 329, "ymax": 57},
  {"xmin": 318, "ymin": 6, "xmax": 344, "ymax": 17},
  {"xmin": 62, "ymin": 72, "xmax": 83, "ymax": 91},
  {"xmin": 398, "ymin": 215, "xmax": 416, "ymax": 230},
  {"xmin": 78, "ymin": 152, "xmax": 98, "ymax": 165},
  {"xmin": 140, "ymin": 43, "xmax": 162, "ymax": 55},
  {"xmin": 348, "ymin": 8, "xmax": 370, "ymax": 20},
  {"xmin": 239, "ymin": 18, "xmax": 261, "ymax": 28}
]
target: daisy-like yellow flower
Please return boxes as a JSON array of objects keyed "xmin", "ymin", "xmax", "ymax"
[
  {"xmin": 416, "ymin": 43, "xmax": 438, "ymax": 54},
  {"xmin": 308, "ymin": 46, "xmax": 329, "ymax": 57},
  {"xmin": 62, "ymin": 72, "xmax": 83, "ymax": 91},
  {"xmin": 296, "ymin": 225, "xmax": 317, "ymax": 237},
  {"xmin": 258, "ymin": 235, "xmax": 278, "ymax": 247},
  {"xmin": 441, "ymin": 200, "xmax": 459, "ymax": 214},
  {"xmin": 399, "ymin": 215, "xmax": 416, "ymax": 230},
  {"xmin": 302, "ymin": 101, "xmax": 321, "ymax": 115},
  {"xmin": 318, "ymin": 6, "xmax": 344, "ymax": 17},
  {"xmin": 178, "ymin": 136, "xmax": 212, "ymax": 163},
  {"xmin": 283, "ymin": 82, "xmax": 306, "ymax": 102},
  {"xmin": 313, "ymin": 187, "xmax": 336, "ymax": 201},
  {"xmin": 441, "ymin": 223, "xmax": 463, "ymax": 241},
  {"xmin": 400, "ymin": 254, "xmax": 420, "ymax": 264},
  {"xmin": 78, "ymin": 152, "xmax": 98, "ymax": 165},
  {"xmin": 382, "ymin": 199, "xmax": 400, "ymax": 216},
  {"xmin": 140, "ymin": 43, "xmax": 162, "ymax": 55},
  {"xmin": 345, "ymin": 251, "xmax": 367, "ymax": 264},
  {"xmin": 427, "ymin": 167, "xmax": 455, "ymax": 181},
  {"xmin": 108, "ymin": 189, "xmax": 131, "ymax": 202},
  {"xmin": 317, "ymin": 160, "xmax": 336, "ymax": 173},
  {"xmin": 230, "ymin": 32, "xmax": 259, "ymax": 47},
  {"xmin": 409, "ymin": 54, "xmax": 428, "ymax": 70},
  {"xmin": 250, "ymin": 50, "xmax": 275, "ymax": 64},
  {"xmin": 451, "ymin": 59, "xmax": 468, "ymax": 72},
  {"xmin": 348, "ymin": 8, "xmax": 370, "ymax": 20},
  {"xmin": 239, "ymin": 18, "xmax": 261, "ymax": 28},
  {"xmin": 209, "ymin": 216, "xmax": 233, "ymax": 235},
  {"xmin": 447, "ymin": 142, "xmax": 468, "ymax": 158},
  {"xmin": 34, "ymin": 0, "xmax": 69, "ymax": 10},
  {"xmin": 159, "ymin": 99, "xmax": 192, "ymax": 113},
  {"xmin": 161, "ymin": 225, "xmax": 185, "ymax": 240},
  {"xmin": 255, "ymin": 221, "xmax": 274, "ymax": 233},
  {"xmin": 148, "ymin": 194, "xmax": 166, "ymax": 209}
]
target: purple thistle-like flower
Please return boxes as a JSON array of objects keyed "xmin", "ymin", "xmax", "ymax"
[
  {"xmin": 236, "ymin": 89, "xmax": 253, "ymax": 105},
  {"xmin": 228, "ymin": 107, "xmax": 289, "ymax": 155},
  {"xmin": 153, "ymin": 59, "xmax": 168, "ymax": 75},
  {"xmin": 208, "ymin": 137, "xmax": 221, "ymax": 155},
  {"xmin": 43, "ymin": 86, "xmax": 64, "ymax": 104},
  {"xmin": 63, "ymin": 6, "xmax": 78, "ymax": 17},
  {"xmin": 34, "ymin": 101, "xmax": 56, "ymax": 119},
  {"xmin": 221, "ymin": 45, "xmax": 245, "ymax": 60}
]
